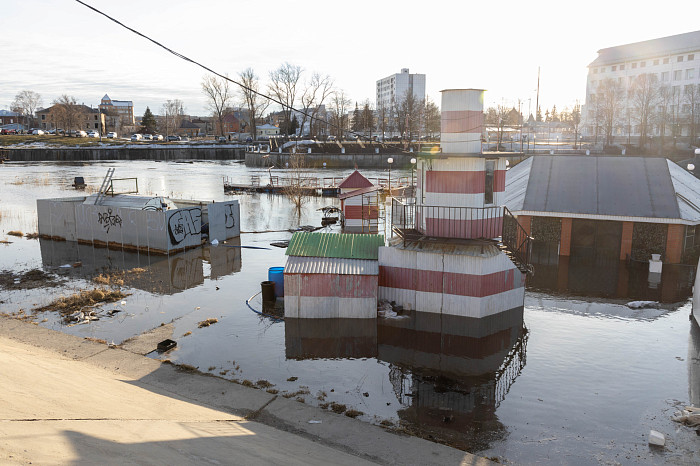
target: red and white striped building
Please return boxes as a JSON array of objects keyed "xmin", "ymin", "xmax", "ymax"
[
  {"xmin": 338, "ymin": 171, "xmax": 380, "ymax": 234},
  {"xmin": 379, "ymin": 89, "xmax": 525, "ymax": 318}
]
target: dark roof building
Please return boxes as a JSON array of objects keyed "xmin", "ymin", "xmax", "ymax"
[{"xmin": 505, "ymin": 156, "xmax": 700, "ymax": 264}]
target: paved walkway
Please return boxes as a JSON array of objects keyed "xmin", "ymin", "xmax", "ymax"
[{"xmin": 0, "ymin": 317, "xmax": 490, "ymax": 465}]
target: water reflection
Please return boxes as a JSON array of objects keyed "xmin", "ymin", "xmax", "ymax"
[
  {"xmin": 284, "ymin": 308, "xmax": 527, "ymax": 451},
  {"xmin": 689, "ymin": 320, "xmax": 700, "ymax": 407},
  {"xmin": 39, "ymin": 237, "xmax": 241, "ymax": 294},
  {"xmin": 528, "ymin": 242, "xmax": 694, "ymax": 303}
]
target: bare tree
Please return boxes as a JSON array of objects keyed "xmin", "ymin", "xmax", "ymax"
[
  {"xmin": 377, "ymin": 102, "xmax": 391, "ymax": 140},
  {"xmin": 485, "ymin": 105, "xmax": 511, "ymax": 147},
  {"xmin": 361, "ymin": 100, "xmax": 374, "ymax": 139},
  {"xmin": 160, "ymin": 99, "xmax": 185, "ymax": 137},
  {"xmin": 656, "ymin": 84, "xmax": 674, "ymax": 151},
  {"xmin": 596, "ymin": 78, "xmax": 624, "ymax": 147},
  {"xmin": 424, "ymin": 97, "xmax": 440, "ymax": 139},
  {"xmin": 685, "ymin": 84, "xmax": 700, "ymax": 145},
  {"xmin": 298, "ymin": 72, "xmax": 333, "ymax": 138},
  {"xmin": 50, "ymin": 95, "xmax": 82, "ymax": 133},
  {"xmin": 630, "ymin": 73, "xmax": 659, "ymax": 151},
  {"xmin": 202, "ymin": 74, "xmax": 233, "ymax": 136},
  {"xmin": 571, "ymin": 101, "xmax": 582, "ymax": 148},
  {"xmin": 328, "ymin": 90, "xmax": 351, "ymax": 139},
  {"xmin": 268, "ymin": 63, "xmax": 303, "ymax": 135},
  {"xmin": 12, "ymin": 90, "xmax": 42, "ymax": 129},
  {"xmin": 239, "ymin": 68, "xmax": 269, "ymax": 141}
]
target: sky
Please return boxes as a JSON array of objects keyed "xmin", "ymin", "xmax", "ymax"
[{"xmin": 2, "ymin": 0, "xmax": 699, "ymax": 118}]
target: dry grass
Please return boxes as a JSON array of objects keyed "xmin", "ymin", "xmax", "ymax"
[
  {"xmin": 25, "ymin": 232, "xmax": 39, "ymax": 239},
  {"xmin": 92, "ymin": 273, "xmax": 124, "ymax": 286},
  {"xmin": 344, "ymin": 409, "xmax": 363, "ymax": 418},
  {"xmin": 330, "ymin": 402, "xmax": 347, "ymax": 414},
  {"xmin": 182, "ymin": 331, "xmax": 192, "ymax": 337},
  {"xmin": 84, "ymin": 337, "xmax": 108, "ymax": 345},
  {"xmin": 255, "ymin": 379, "xmax": 273, "ymax": 388},
  {"xmin": 7, "ymin": 231, "xmax": 23, "ymax": 237},
  {"xmin": 34, "ymin": 288, "xmax": 128, "ymax": 315},
  {"xmin": 266, "ymin": 388, "xmax": 279, "ymax": 395},
  {"xmin": 197, "ymin": 317, "xmax": 218, "ymax": 328}
]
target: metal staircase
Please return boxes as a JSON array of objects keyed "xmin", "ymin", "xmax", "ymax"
[{"xmin": 94, "ymin": 168, "xmax": 115, "ymax": 205}]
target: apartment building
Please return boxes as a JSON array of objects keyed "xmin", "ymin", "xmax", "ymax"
[
  {"xmin": 585, "ymin": 30, "xmax": 700, "ymax": 143},
  {"xmin": 376, "ymin": 68, "xmax": 426, "ymax": 112}
]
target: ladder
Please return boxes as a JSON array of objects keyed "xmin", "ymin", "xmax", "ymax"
[{"xmin": 94, "ymin": 168, "xmax": 115, "ymax": 205}]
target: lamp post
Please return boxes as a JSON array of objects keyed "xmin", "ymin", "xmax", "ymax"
[
  {"xmin": 410, "ymin": 157, "xmax": 416, "ymax": 195},
  {"xmin": 387, "ymin": 157, "xmax": 394, "ymax": 198}
]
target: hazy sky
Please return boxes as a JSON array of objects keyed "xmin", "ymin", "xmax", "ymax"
[{"xmin": 2, "ymin": 0, "xmax": 699, "ymax": 117}]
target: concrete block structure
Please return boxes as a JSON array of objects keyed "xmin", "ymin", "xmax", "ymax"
[{"xmin": 37, "ymin": 195, "xmax": 240, "ymax": 255}]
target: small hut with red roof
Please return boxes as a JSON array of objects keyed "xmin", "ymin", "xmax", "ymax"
[{"xmin": 338, "ymin": 170, "xmax": 380, "ymax": 233}]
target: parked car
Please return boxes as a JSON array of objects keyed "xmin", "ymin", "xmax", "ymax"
[
  {"xmin": 152, "ymin": 134, "xmax": 163, "ymax": 141},
  {"xmin": 31, "ymin": 129, "xmax": 44, "ymax": 135},
  {"xmin": 180, "ymin": 136, "xmax": 190, "ymax": 142},
  {"xmin": 75, "ymin": 130, "xmax": 87, "ymax": 137},
  {"xmin": 217, "ymin": 136, "xmax": 227, "ymax": 142},
  {"xmin": 142, "ymin": 134, "xmax": 153, "ymax": 141},
  {"xmin": 131, "ymin": 134, "xmax": 142, "ymax": 141},
  {"xmin": 106, "ymin": 132, "xmax": 117, "ymax": 139},
  {"xmin": 1, "ymin": 129, "xmax": 18, "ymax": 135},
  {"xmin": 87, "ymin": 131, "xmax": 99, "ymax": 138},
  {"xmin": 166, "ymin": 135, "xmax": 180, "ymax": 142}
]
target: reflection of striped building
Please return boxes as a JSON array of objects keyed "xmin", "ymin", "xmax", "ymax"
[{"xmin": 338, "ymin": 171, "xmax": 380, "ymax": 233}]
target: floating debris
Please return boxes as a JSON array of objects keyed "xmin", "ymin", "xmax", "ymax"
[
  {"xmin": 673, "ymin": 406, "xmax": 700, "ymax": 427},
  {"xmin": 626, "ymin": 301, "xmax": 658, "ymax": 309},
  {"xmin": 198, "ymin": 317, "xmax": 219, "ymax": 328}
]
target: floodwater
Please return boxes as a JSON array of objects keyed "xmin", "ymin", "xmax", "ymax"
[{"xmin": 1, "ymin": 160, "xmax": 700, "ymax": 464}]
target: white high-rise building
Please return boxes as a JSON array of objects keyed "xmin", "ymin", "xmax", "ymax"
[
  {"xmin": 376, "ymin": 68, "xmax": 426, "ymax": 112},
  {"xmin": 585, "ymin": 30, "xmax": 700, "ymax": 142}
]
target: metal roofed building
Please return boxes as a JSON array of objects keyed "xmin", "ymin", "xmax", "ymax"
[
  {"xmin": 337, "ymin": 171, "xmax": 380, "ymax": 233},
  {"xmin": 284, "ymin": 232, "xmax": 384, "ymax": 318},
  {"xmin": 504, "ymin": 155, "xmax": 700, "ymax": 263}
]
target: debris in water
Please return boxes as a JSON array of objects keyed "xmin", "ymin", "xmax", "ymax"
[
  {"xmin": 195, "ymin": 306, "xmax": 201, "ymax": 310},
  {"xmin": 308, "ymin": 420, "xmax": 322, "ymax": 424},
  {"xmin": 672, "ymin": 406, "xmax": 700, "ymax": 427},
  {"xmin": 626, "ymin": 301, "xmax": 658, "ymax": 309},
  {"xmin": 211, "ymin": 239, "xmax": 219, "ymax": 246},
  {"xmin": 648, "ymin": 430, "xmax": 665, "ymax": 446},
  {"xmin": 7, "ymin": 230, "xmax": 23, "ymax": 237},
  {"xmin": 121, "ymin": 301, "xmax": 126, "ymax": 305},
  {"xmin": 270, "ymin": 241, "xmax": 289, "ymax": 248},
  {"xmin": 198, "ymin": 318, "xmax": 219, "ymax": 328},
  {"xmin": 157, "ymin": 339, "xmax": 177, "ymax": 352}
]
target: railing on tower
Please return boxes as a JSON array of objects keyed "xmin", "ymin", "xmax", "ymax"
[{"xmin": 391, "ymin": 198, "xmax": 532, "ymax": 271}]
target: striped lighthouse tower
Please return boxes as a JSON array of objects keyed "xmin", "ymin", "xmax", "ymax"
[{"xmin": 378, "ymin": 89, "xmax": 527, "ymax": 319}]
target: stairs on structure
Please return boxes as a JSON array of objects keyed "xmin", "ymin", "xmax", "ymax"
[{"xmin": 94, "ymin": 167, "xmax": 115, "ymax": 205}]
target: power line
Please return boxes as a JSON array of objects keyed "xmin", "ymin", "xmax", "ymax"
[{"xmin": 74, "ymin": 0, "xmax": 428, "ymax": 153}]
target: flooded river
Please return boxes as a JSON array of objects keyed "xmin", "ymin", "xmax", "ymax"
[{"xmin": 1, "ymin": 160, "xmax": 699, "ymax": 464}]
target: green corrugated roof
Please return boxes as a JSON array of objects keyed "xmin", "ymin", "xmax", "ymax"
[{"xmin": 285, "ymin": 232, "xmax": 385, "ymax": 260}]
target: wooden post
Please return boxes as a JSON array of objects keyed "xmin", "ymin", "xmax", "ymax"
[{"xmin": 560, "ymin": 217, "xmax": 572, "ymax": 256}]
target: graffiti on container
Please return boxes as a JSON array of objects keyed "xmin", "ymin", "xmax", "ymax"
[
  {"xmin": 224, "ymin": 204, "xmax": 236, "ymax": 229},
  {"xmin": 168, "ymin": 208, "xmax": 201, "ymax": 245},
  {"xmin": 97, "ymin": 208, "xmax": 123, "ymax": 233}
]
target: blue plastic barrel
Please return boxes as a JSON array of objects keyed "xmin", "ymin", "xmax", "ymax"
[{"xmin": 268, "ymin": 267, "xmax": 285, "ymax": 297}]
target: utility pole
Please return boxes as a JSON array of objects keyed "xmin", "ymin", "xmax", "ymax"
[{"xmin": 518, "ymin": 99, "xmax": 523, "ymax": 153}]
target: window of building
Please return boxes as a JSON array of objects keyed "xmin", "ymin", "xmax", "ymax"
[
  {"xmin": 632, "ymin": 63, "xmax": 637, "ymax": 69},
  {"xmin": 674, "ymin": 70, "xmax": 683, "ymax": 80},
  {"xmin": 612, "ymin": 65, "xmax": 617, "ymax": 71},
  {"xmin": 601, "ymin": 67, "xmax": 606, "ymax": 73},
  {"xmin": 484, "ymin": 160, "xmax": 495, "ymax": 205},
  {"xmin": 618, "ymin": 77, "xmax": 623, "ymax": 84},
  {"xmin": 678, "ymin": 56, "xmax": 684, "ymax": 62},
  {"xmin": 685, "ymin": 84, "xmax": 694, "ymax": 94},
  {"xmin": 620, "ymin": 64, "xmax": 625, "ymax": 71},
  {"xmin": 41, "ymin": 114, "xmax": 45, "ymax": 120},
  {"xmin": 653, "ymin": 59, "xmax": 659, "ymax": 66},
  {"xmin": 683, "ymin": 104, "xmax": 691, "ymax": 113},
  {"xmin": 640, "ymin": 61, "xmax": 646, "ymax": 68},
  {"xmin": 662, "ymin": 71, "xmax": 669, "ymax": 81},
  {"xmin": 592, "ymin": 68, "xmax": 598, "ymax": 74},
  {"xmin": 628, "ymin": 76, "xmax": 635, "ymax": 84},
  {"xmin": 689, "ymin": 54, "xmax": 695, "ymax": 61},
  {"xmin": 687, "ymin": 69, "xmax": 695, "ymax": 79},
  {"xmin": 673, "ymin": 85, "xmax": 681, "ymax": 95}
]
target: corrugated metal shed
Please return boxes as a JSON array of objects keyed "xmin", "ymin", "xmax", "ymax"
[
  {"xmin": 286, "ymin": 232, "xmax": 384, "ymax": 259},
  {"xmin": 505, "ymin": 156, "xmax": 696, "ymax": 220},
  {"xmin": 285, "ymin": 256, "xmax": 378, "ymax": 275},
  {"xmin": 338, "ymin": 170, "xmax": 374, "ymax": 189}
]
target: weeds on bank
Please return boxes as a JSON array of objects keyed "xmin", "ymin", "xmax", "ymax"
[{"xmin": 33, "ymin": 288, "xmax": 128, "ymax": 315}]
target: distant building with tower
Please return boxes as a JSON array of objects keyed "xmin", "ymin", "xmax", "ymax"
[{"xmin": 99, "ymin": 94, "xmax": 135, "ymax": 131}]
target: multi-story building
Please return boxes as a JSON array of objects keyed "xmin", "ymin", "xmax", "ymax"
[
  {"xmin": 585, "ymin": 30, "xmax": 700, "ymax": 144},
  {"xmin": 376, "ymin": 68, "xmax": 426, "ymax": 113},
  {"xmin": 99, "ymin": 94, "xmax": 135, "ymax": 127},
  {"xmin": 36, "ymin": 104, "xmax": 105, "ymax": 131}
]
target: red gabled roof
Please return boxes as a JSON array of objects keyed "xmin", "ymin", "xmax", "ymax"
[
  {"xmin": 338, "ymin": 185, "xmax": 381, "ymax": 200},
  {"xmin": 338, "ymin": 170, "xmax": 373, "ymax": 189}
]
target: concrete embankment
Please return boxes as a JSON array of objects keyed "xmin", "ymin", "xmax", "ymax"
[
  {"xmin": 6, "ymin": 146, "xmax": 244, "ymax": 162},
  {"xmin": 245, "ymin": 151, "xmax": 419, "ymax": 169},
  {"xmin": 0, "ymin": 315, "xmax": 490, "ymax": 465}
]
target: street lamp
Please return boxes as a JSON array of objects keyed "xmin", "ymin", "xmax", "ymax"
[
  {"xmin": 387, "ymin": 157, "xmax": 394, "ymax": 197},
  {"xmin": 410, "ymin": 157, "xmax": 417, "ymax": 194}
]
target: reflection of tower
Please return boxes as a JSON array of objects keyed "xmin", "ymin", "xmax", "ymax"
[
  {"xmin": 284, "ymin": 318, "xmax": 377, "ymax": 359},
  {"xmin": 378, "ymin": 309, "xmax": 527, "ymax": 451},
  {"xmin": 380, "ymin": 89, "xmax": 530, "ymax": 318}
]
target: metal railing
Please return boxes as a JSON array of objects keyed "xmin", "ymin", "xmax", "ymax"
[{"xmin": 391, "ymin": 199, "xmax": 533, "ymax": 271}]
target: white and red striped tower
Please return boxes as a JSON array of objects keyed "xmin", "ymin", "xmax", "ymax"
[{"xmin": 378, "ymin": 89, "xmax": 527, "ymax": 319}]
